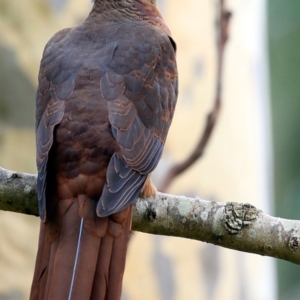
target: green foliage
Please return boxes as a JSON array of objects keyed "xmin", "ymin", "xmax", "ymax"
[{"xmin": 269, "ymin": 0, "xmax": 300, "ymax": 298}]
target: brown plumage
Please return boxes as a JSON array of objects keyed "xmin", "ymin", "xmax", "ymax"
[{"xmin": 30, "ymin": 0, "xmax": 178, "ymax": 299}]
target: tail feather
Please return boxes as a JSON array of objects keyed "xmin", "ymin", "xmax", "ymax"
[
  {"xmin": 30, "ymin": 198, "xmax": 132, "ymax": 300},
  {"xmin": 45, "ymin": 199, "xmax": 83, "ymax": 300},
  {"xmin": 108, "ymin": 208, "xmax": 132, "ymax": 299},
  {"xmin": 92, "ymin": 207, "xmax": 132, "ymax": 300},
  {"xmin": 69, "ymin": 221, "xmax": 101, "ymax": 300},
  {"xmin": 68, "ymin": 217, "xmax": 84, "ymax": 300},
  {"xmin": 91, "ymin": 235, "xmax": 114, "ymax": 300},
  {"xmin": 30, "ymin": 222, "xmax": 50, "ymax": 300}
]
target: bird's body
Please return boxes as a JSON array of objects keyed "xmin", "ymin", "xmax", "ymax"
[{"xmin": 30, "ymin": 0, "xmax": 177, "ymax": 299}]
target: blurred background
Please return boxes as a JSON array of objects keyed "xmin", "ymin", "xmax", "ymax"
[{"xmin": 0, "ymin": 0, "xmax": 298, "ymax": 299}]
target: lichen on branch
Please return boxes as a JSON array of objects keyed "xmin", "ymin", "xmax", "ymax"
[{"xmin": 1, "ymin": 166, "xmax": 300, "ymax": 265}]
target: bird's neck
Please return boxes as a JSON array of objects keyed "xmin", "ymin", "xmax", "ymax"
[
  {"xmin": 90, "ymin": 0, "xmax": 171, "ymax": 36},
  {"xmin": 92, "ymin": 0, "xmax": 156, "ymax": 10},
  {"xmin": 92, "ymin": 0, "xmax": 156, "ymax": 5}
]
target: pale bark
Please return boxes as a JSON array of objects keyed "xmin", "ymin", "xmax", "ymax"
[{"xmin": 1, "ymin": 166, "xmax": 300, "ymax": 265}]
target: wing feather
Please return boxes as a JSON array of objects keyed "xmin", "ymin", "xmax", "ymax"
[
  {"xmin": 36, "ymin": 29, "xmax": 74, "ymax": 221},
  {"xmin": 97, "ymin": 28, "xmax": 178, "ymax": 216}
]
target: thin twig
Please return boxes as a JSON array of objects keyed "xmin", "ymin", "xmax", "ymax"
[{"xmin": 159, "ymin": 0, "xmax": 232, "ymax": 192}]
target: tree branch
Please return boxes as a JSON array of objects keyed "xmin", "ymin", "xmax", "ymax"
[
  {"xmin": 1, "ymin": 166, "xmax": 300, "ymax": 265},
  {"xmin": 0, "ymin": 167, "xmax": 38, "ymax": 216}
]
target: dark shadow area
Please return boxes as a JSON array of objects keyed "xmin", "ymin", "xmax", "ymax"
[
  {"xmin": 152, "ymin": 236, "xmax": 175, "ymax": 300},
  {"xmin": 0, "ymin": 289, "xmax": 24, "ymax": 300},
  {"xmin": 0, "ymin": 43, "xmax": 35, "ymax": 128},
  {"xmin": 47, "ymin": 0, "xmax": 68, "ymax": 11},
  {"xmin": 199, "ymin": 244, "xmax": 220, "ymax": 300}
]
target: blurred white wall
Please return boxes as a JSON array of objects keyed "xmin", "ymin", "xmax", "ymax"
[{"xmin": 0, "ymin": 0, "xmax": 276, "ymax": 299}]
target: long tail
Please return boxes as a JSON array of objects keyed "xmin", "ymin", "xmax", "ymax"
[{"xmin": 30, "ymin": 196, "xmax": 132, "ymax": 300}]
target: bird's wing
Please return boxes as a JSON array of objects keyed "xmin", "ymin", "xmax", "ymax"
[
  {"xmin": 98, "ymin": 26, "xmax": 178, "ymax": 216},
  {"xmin": 35, "ymin": 28, "xmax": 77, "ymax": 221}
]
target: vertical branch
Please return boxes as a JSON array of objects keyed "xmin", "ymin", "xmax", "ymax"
[{"xmin": 159, "ymin": 0, "xmax": 232, "ymax": 192}]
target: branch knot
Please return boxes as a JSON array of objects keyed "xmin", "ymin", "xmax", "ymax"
[{"xmin": 223, "ymin": 202, "xmax": 259, "ymax": 234}]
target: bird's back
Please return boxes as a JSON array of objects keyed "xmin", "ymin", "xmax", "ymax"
[{"xmin": 31, "ymin": 1, "xmax": 177, "ymax": 299}]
